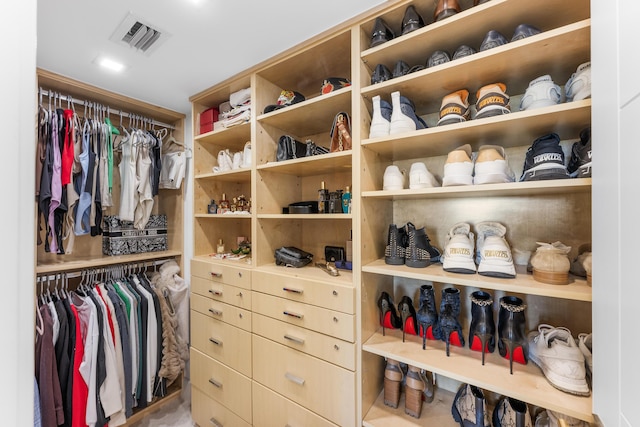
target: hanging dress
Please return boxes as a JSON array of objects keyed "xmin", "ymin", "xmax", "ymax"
[
  {"xmin": 118, "ymin": 129, "xmax": 137, "ymax": 222},
  {"xmin": 134, "ymin": 131, "xmax": 154, "ymax": 230},
  {"xmin": 74, "ymin": 120, "xmax": 93, "ymax": 235}
]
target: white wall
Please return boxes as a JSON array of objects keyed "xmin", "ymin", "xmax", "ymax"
[{"xmin": 1, "ymin": 0, "xmax": 37, "ymax": 423}]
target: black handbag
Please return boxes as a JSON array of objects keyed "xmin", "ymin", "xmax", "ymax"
[
  {"xmin": 306, "ymin": 139, "xmax": 330, "ymax": 157},
  {"xmin": 274, "ymin": 246, "xmax": 313, "ymax": 268},
  {"xmin": 276, "ymin": 135, "xmax": 307, "ymax": 161}
]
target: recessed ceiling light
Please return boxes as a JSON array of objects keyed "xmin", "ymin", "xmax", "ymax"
[{"xmin": 95, "ymin": 57, "xmax": 126, "ymax": 72}]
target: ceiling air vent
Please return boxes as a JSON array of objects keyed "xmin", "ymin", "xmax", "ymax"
[{"xmin": 110, "ymin": 13, "xmax": 170, "ymax": 56}]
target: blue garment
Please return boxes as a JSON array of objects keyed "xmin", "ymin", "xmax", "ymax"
[{"xmin": 74, "ymin": 121, "xmax": 93, "ymax": 235}]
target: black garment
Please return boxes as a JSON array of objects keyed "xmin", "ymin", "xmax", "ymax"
[
  {"xmin": 150, "ymin": 133, "xmax": 162, "ymax": 197},
  {"xmin": 39, "ymin": 115, "xmax": 54, "ymax": 252},
  {"xmin": 123, "ymin": 279, "xmax": 143, "ymax": 406},
  {"xmin": 53, "ymin": 109, "xmax": 68, "ymax": 254},
  {"xmin": 91, "ymin": 128, "xmax": 102, "ymax": 236},
  {"xmin": 62, "ymin": 297, "xmax": 76, "ymax": 427},
  {"xmin": 126, "ymin": 279, "xmax": 148, "ymax": 409},
  {"xmin": 138, "ymin": 273, "xmax": 164, "ymax": 397},
  {"xmin": 53, "ymin": 299, "xmax": 71, "ymax": 427},
  {"xmin": 106, "ymin": 284, "xmax": 134, "ymax": 418}
]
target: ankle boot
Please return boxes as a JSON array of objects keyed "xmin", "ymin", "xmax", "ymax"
[
  {"xmin": 469, "ymin": 291, "xmax": 496, "ymax": 365},
  {"xmin": 377, "ymin": 291, "xmax": 401, "ymax": 335},
  {"xmin": 384, "ymin": 223, "xmax": 407, "ymax": 265},
  {"xmin": 434, "ymin": 0, "xmax": 461, "ymax": 22},
  {"xmin": 497, "ymin": 296, "xmax": 528, "ymax": 374},
  {"xmin": 404, "ymin": 365, "xmax": 434, "ymax": 418},
  {"xmin": 417, "ymin": 284, "xmax": 439, "ymax": 349},
  {"xmin": 438, "ymin": 287, "xmax": 464, "ymax": 356},
  {"xmin": 452, "ymin": 383, "xmax": 491, "ymax": 427},
  {"xmin": 383, "ymin": 358, "xmax": 403, "ymax": 408},
  {"xmin": 492, "ymin": 396, "xmax": 533, "ymax": 427},
  {"xmin": 370, "ymin": 95, "xmax": 392, "ymax": 138},
  {"xmin": 405, "ymin": 222, "xmax": 441, "ymax": 268},
  {"xmin": 398, "ymin": 295, "xmax": 419, "ymax": 342}
]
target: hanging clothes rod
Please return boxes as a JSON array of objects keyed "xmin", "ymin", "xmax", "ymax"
[
  {"xmin": 35, "ymin": 258, "xmax": 174, "ymax": 281},
  {"xmin": 38, "ymin": 87, "xmax": 176, "ymax": 130}
]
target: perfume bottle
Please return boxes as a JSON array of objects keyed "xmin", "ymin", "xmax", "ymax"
[
  {"xmin": 318, "ymin": 181, "xmax": 329, "ymax": 214},
  {"xmin": 329, "ymin": 190, "xmax": 343, "ymax": 213},
  {"xmin": 217, "ymin": 239, "xmax": 225, "ymax": 254},
  {"xmin": 207, "ymin": 199, "xmax": 217, "ymax": 214},
  {"xmin": 342, "ymin": 185, "xmax": 351, "ymax": 213},
  {"xmin": 218, "ymin": 193, "xmax": 230, "ymax": 214}
]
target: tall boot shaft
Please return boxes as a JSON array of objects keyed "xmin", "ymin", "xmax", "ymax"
[
  {"xmin": 417, "ymin": 284, "xmax": 439, "ymax": 347},
  {"xmin": 469, "ymin": 291, "xmax": 496, "ymax": 365},
  {"xmin": 497, "ymin": 295, "xmax": 528, "ymax": 373}
]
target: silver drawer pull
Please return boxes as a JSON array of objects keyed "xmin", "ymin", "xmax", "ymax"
[
  {"xmin": 284, "ymin": 334, "xmax": 305, "ymax": 345},
  {"xmin": 285, "ymin": 372, "xmax": 305, "ymax": 386},
  {"xmin": 283, "ymin": 311, "xmax": 303, "ymax": 319},
  {"xmin": 210, "ymin": 272, "xmax": 222, "ymax": 278},
  {"xmin": 209, "ymin": 377, "xmax": 223, "ymax": 388},
  {"xmin": 209, "ymin": 289, "xmax": 223, "ymax": 297},
  {"xmin": 210, "ymin": 418, "xmax": 222, "ymax": 427},
  {"xmin": 283, "ymin": 287, "xmax": 303, "ymax": 294},
  {"xmin": 333, "ymin": 290, "xmax": 338, "ymax": 296},
  {"xmin": 209, "ymin": 337, "xmax": 222, "ymax": 346},
  {"xmin": 208, "ymin": 308, "xmax": 223, "ymax": 316}
]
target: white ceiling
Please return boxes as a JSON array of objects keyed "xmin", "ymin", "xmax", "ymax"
[{"xmin": 37, "ymin": 0, "xmax": 387, "ymax": 116}]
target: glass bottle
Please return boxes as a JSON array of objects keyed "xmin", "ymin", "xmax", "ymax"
[
  {"xmin": 318, "ymin": 181, "xmax": 329, "ymax": 214},
  {"xmin": 218, "ymin": 193, "xmax": 230, "ymax": 214},
  {"xmin": 342, "ymin": 185, "xmax": 351, "ymax": 213}
]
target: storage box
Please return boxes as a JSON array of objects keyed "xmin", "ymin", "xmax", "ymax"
[
  {"xmin": 199, "ymin": 107, "xmax": 218, "ymax": 134},
  {"xmin": 102, "ymin": 215, "xmax": 168, "ymax": 256}
]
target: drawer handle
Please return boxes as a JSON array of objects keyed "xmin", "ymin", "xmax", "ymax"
[
  {"xmin": 238, "ymin": 272, "xmax": 242, "ymax": 278},
  {"xmin": 283, "ymin": 287, "xmax": 303, "ymax": 294},
  {"xmin": 285, "ymin": 372, "xmax": 305, "ymax": 386},
  {"xmin": 283, "ymin": 311, "xmax": 303, "ymax": 319},
  {"xmin": 209, "ymin": 337, "xmax": 222, "ymax": 346},
  {"xmin": 210, "ymin": 272, "xmax": 222, "ymax": 278},
  {"xmin": 208, "ymin": 308, "xmax": 223, "ymax": 317},
  {"xmin": 333, "ymin": 316, "xmax": 339, "ymax": 323},
  {"xmin": 209, "ymin": 289, "xmax": 223, "ymax": 297},
  {"xmin": 237, "ymin": 292, "xmax": 243, "ymax": 297},
  {"xmin": 209, "ymin": 377, "xmax": 223, "ymax": 388},
  {"xmin": 210, "ymin": 418, "xmax": 222, "ymax": 427},
  {"xmin": 284, "ymin": 334, "xmax": 305, "ymax": 345}
]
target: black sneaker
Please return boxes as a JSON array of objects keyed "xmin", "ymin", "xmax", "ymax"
[
  {"xmin": 520, "ymin": 133, "xmax": 570, "ymax": 181},
  {"xmin": 567, "ymin": 127, "xmax": 592, "ymax": 178},
  {"xmin": 427, "ymin": 50, "xmax": 451, "ymax": 68},
  {"xmin": 480, "ymin": 30, "xmax": 508, "ymax": 51},
  {"xmin": 401, "ymin": 5, "xmax": 425, "ymax": 36},
  {"xmin": 452, "ymin": 44, "xmax": 477, "ymax": 60},
  {"xmin": 371, "ymin": 17, "xmax": 395, "ymax": 48},
  {"xmin": 405, "ymin": 222, "xmax": 441, "ymax": 268},
  {"xmin": 385, "ymin": 224, "xmax": 407, "ymax": 265},
  {"xmin": 371, "ymin": 63, "xmax": 393, "ymax": 85}
]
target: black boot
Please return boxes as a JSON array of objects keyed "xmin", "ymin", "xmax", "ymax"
[
  {"xmin": 398, "ymin": 296, "xmax": 419, "ymax": 342},
  {"xmin": 497, "ymin": 296, "xmax": 528, "ymax": 374},
  {"xmin": 438, "ymin": 287, "xmax": 464, "ymax": 356},
  {"xmin": 405, "ymin": 222, "xmax": 441, "ymax": 268},
  {"xmin": 385, "ymin": 224, "xmax": 407, "ymax": 265},
  {"xmin": 416, "ymin": 284, "xmax": 439, "ymax": 349},
  {"xmin": 377, "ymin": 291, "xmax": 401, "ymax": 335},
  {"xmin": 469, "ymin": 291, "xmax": 496, "ymax": 365},
  {"xmin": 452, "ymin": 383, "xmax": 490, "ymax": 427},
  {"xmin": 492, "ymin": 396, "xmax": 533, "ymax": 427}
]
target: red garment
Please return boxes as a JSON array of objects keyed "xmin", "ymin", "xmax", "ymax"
[
  {"xmin": 95, "ymin": 285, "xmax": 116, "ymax": 346},
  {"xmin": 70, "ymin": 304, "xmax": 89, "ymax": 427},
  {"xmin": 60, "ymin": 109, "xmax": 75, "ymax": 186}
]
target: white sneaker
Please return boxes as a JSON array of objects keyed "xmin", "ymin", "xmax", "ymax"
[
  {"xmin": 535, "ymin": 409, "xmax": 590, "ymax": 427},
  {"xmin": 214, "ymin": 149, "xmax": 233, "ymax": 172},
  {"xmin": 369, "ymin": 95, "xmax": 392, "ymax": 138},
  {"xmin": 519, "ymin": 75, "xmax": 562, "ymax": 111},
  {"xmin": 232, "ymin": 151, "xmax": 243, "ymax": 170},
  {"xmin": 442, "ymin": 223, "xmax": 476, "ymax": 274},
  {"xmin": 409, "ymin": 162, "xmax": 439, "ymax": 189},
  {"xmin": 565, "ymin": 62, "xmax": 591, "ymax": 102},
  {"xmin": 473, "ymin": 145, "xmax": 515, "ymax": 184},
  {"xmin": 528, "ymin": 324, "xmax": 590, "ymax": 396},
  {"xmin": 442, "ymin": 144, "xmax": 474, "ymax": 186},
  {"xmin": 241, "ymin": 141, "xmax": 252, "ymax": 168},
  {"xmin": 475, "ymin": 221, "xmax": 516, "ymax": 278},
  {"xmin": 383, "ymin": 165, "xmax": 405, "ymax": 190},
  {"xmin": 577, "ymin": 332, "xmax": 592, "ymax": 385}
]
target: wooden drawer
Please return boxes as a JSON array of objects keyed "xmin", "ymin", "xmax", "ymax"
[
  {"xmin": 252, "ymin": 335, "xmax": 356, "ymax": 427},
  {"xmin": 191, "ymin": 293, "xmax": 251, "ymax": 332},
  {"xmin": 252, "ymin": 313, "xmax": 355, "ymax": 371},
  {"xmin": 191, "ymin": 347, "xmax": 252, "ymax": 424},
  {"xmin": 252, "ymin": 291, "xmax": 354, "ymax": 342},
  {"xmin": 253, "ymin": 270, "xmax": 354, "ymax": 314},
  {"xmin": 191, "ymin": 258, "xmax": 251, "ymax": 289},
  {"xmin": 191, "ymin": 275, "xmax": 252, "ymax": 310},
  {"xmin": 191, "ymin": 310, "xmax": 252, "ymax": 377},
  {"xmin": 252, "ymin": 381, "xmax": 339, "ymax": 427},
  {"xmin": 191, "ymin": 385, "xmax": 251, "ymax": 427}
]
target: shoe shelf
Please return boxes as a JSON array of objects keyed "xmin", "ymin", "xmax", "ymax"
[
  {"xmin": 361, "ymin": 99, "xmax": 591, "ymax": 160},
  {"xmin": 362, "ymin": 328, "xmax": 594, "ymax": 423},
  {"xmin": 195, "ymin": 168, "xmax": 251, "ymax": 182},
  {"xmin": 363, "ymin": 260, "xmax": 592, "ymax": 302},
  {"xmin": 363, "ymin": 387, "xmax": 458, "ymax": 427},
  {"xmin": 194, "ymin": 121, "xmax": 251, "ymax": 149},
  {"xmin": 257, "ymin": 213, "xmax": 352, "ymax": 220},
  {"xmin": 256, "ymin": 150, "xmax": 352, "ymax": 175},
  {"xmin": 361, "ymin": 19, "xmax": 590, "ymax": 114}
]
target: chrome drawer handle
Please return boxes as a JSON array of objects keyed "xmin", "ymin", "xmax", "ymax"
[
  {"xmin": 209, "ymin": 337, "xmax": 222, "ymax": 346},
  {"xmin": 283, "ymin": 311, "xmax": 303, "ymax": 319},
  {"xmin": 283, "ymin": 287, "xmax": 303, "ymax": 294},
  {"xmin": 284, "ymin": 334, "xmax": 305, "ymax": 345},
  {"xmin": 209, "ymin": 289, "xmax": 223, "ymax": 297},
  {"xmin": 285, "ymin": 372, "xmax": 305, "ymax": 386},
  {"xmin": 210, "ymin": 417, "xmax": 222, "ymax": 427},
  {"xmin": 208, "ymin": 377, "xmax": 223, "ymax": 388},
  {"xmin": 210, "ymin": 272, "xmax": 222, "ymax": 278},
  {"xmin": 208, "ymin": 308, "xmax": 223, "ymax": 316}
]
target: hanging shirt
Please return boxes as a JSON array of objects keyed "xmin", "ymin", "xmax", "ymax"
[
  {"xmin": 69, "ymin": 303, "xmax": 88, "ymax": 427},
  {"xmin": 75, "ymin": 121, "xmax": 93, "ymax": 236},
  {"xmin": 134, "ymin": 132, "xmax": 154, "ymax": 230},
  {"xmin": 48, "ymin": 112, "xmax": 61, "ymax": 252},
  {"xmin": 61, "ymin": 109, "xmax": 75, "ymax": 186},
  {"xmin": 35, "ymin": 304, "xmax": 65, "ymax": 427},
  {"xmin": 118, "ymin": 131, "xmax": 138, "ymax": 222}
]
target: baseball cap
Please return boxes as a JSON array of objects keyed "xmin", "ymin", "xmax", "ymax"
[
  {"xmin": 321, "ymin": 77, "xmax": 351, "ymax": 95},
  {"xmin": 263, "ymin": 90, "xmax": 305, "ymax": 114}
]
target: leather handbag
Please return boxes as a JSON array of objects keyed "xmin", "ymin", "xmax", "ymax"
[
  {"xmin": 306, "ymin": 139, "xmax": 330, "ymax": 157},
  {"xmin": 330, "ymin": 111, "xmax": 352, "ymax": 152},
  {"xmin": 274, "ymin": 246, "xmax": 313, "ymax": 268},
  {"xmin": 276, "ymin": 135, "xmax": 307, "ymax": 161}
]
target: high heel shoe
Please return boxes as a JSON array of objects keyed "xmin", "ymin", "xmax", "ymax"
[
  {"xmin": 469, "ymin": 290, "xmax": 496, "ymax": 365},
  {"xmin": 497, "ymin": 296, "xmax": 528, "ymax": 374},
  {"xmin": 438, "ymin": 287, "xmax": 464, "ymax": 356},
  {"xmin": 377, "ymin": 291, "xmax": 401, "ymax": 335},
  {"xmin": 416, "ymin": 284, "xmax": 439, "ymax": 350},
  {"xmin": 383, "ymin": 358, "xmax": 403, "ymax": 408},
  {"xmin": 398, "ymin": 295, "xmax": 419, "ymax": 342},
  {"xmin": 404, "ymin": 365, "xmax": 434, "ymax": 418}
]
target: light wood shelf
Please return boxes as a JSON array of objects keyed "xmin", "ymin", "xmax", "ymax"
[
  {"xmin": 254, "ymin": 263, "xmax": 354, "ymax": 287},
  {"xmin": 363, "ymin": 387, "xmax": 457, "ymax": 427},
  {"xmin": 363, "ymin": 329, "xmax": 594, "ymax": 423},
  {"xmin": 36, "ymin": 250, "xmax": 183, "ymax": 275},
  {"xmin": 194, "ymin": 121, "xmax": 251, "ymax": 150},
  {"xmin": 257, "ymin": 213, "xmax": 352, "ymax": 220},
  {"xmin": 257, "ymin": 150, "xmax": 352, "ymax": 176},
  {"xmin": 194, "ymin": 213, "xmax": 252, "ymax": 219},
  {"xmin": 195, "ymin": 168, "xmax": 251, "ymax": 182}
]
